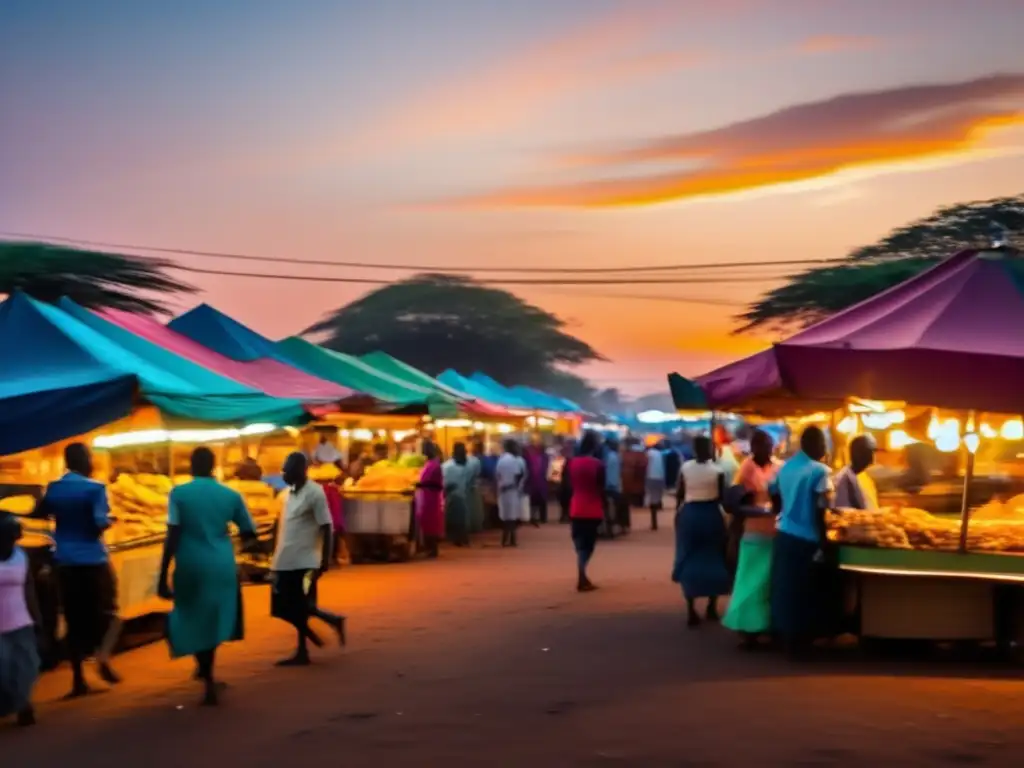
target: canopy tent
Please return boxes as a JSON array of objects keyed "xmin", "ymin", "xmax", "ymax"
[
  {"xmin": 438, "ymin": 370, "xmax": 528, "ymax": 410},
  {"xmin": 275, "ymin": 337, "xmax": 454, "ymax": 410},
  {"xmin": 0, "ymin": 293, "xmax": 136, "ymax": 455},
  {"xmin": 168, "ymin": 303, "xmax": 283, "ymax": 363},
  {"xmin": 673, "ymin": 248, "xmax": 1024, "ymax": 415},
  {"xmin": 0, "ymin": 294, "xmax": 308, "ymax": 454},
  {"xmin": 357, "ymin": 352, "xmax": 510, "ymax": 417},
  {"xmin": 79, "ymin": 306, "xmax": 352, "ymax": 403},
  {"xmin": 468, "ymin": 372, "xmax": 581, "ymax": 413}
]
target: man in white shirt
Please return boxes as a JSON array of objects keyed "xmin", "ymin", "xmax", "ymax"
[
  {"xmin": 271, "ymin": 452, "xmax": 345, "ymax": 666},
  {"xmin": 645, "ymin": 442, "xmax": 666, "ymax": 531},
  {"xmin": 495, "ymin": 441, "xmax": 525, "ymax": 547},
  {"xmin": 312, "ymin": 434, "xmax": 342, "ymax": 467}
]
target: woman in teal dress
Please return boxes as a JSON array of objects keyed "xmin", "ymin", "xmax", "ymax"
[
  {"xmin": 158, "ymin": 447, "xmax": 257, "ymax": 706},
  {"xmin": 443, "ymin": 443, "xmax": 473, "ymax": 547}
]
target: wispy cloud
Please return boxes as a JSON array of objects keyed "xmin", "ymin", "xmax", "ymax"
[
  {"xmin": 796, "ymin": 34, "xmax": 880, "ymax": 55},
  {"xmin": 340, "ymin": 3, "xmax": 705, "ymax": 158},
  {"xmin": 435, "ymin": 73, "xmax": 1024, "ymax": 209}
]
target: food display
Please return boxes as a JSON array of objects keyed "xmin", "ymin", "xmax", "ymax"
[
  {"xmin": 828, "ymin": 506, "xmax": 1024, "ymax": 553},
  {"xmin": 225, "ymin": 479, "xmax": 280, "ymax": 524},
  {"xmin": 106, "ymin": 474, "xmax": 170, "ymax": 545},
  {"xmin": 345, "ymin": 459, "xmax": 418, "ymax": 495}
]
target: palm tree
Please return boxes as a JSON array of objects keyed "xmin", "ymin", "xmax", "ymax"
[{"xmin": 0, "ymin": 241, "xmax": 194, "ymax": 314}]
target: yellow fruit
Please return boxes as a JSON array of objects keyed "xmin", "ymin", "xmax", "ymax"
[{"xmin": 0, "ymin": 495, "xmax": 35, "ymax": 515}]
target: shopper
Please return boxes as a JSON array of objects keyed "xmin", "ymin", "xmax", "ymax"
[
  {"xmin": 770, "ymin": 425, "xmax": 834, "ymax": 658},
  {"xmin": 569, "ymin": 431, "xmax": 606, "ymax": 592},
  {"xmin": 645, "ymin": 440, "xmax": 667, "ymax": 531},
  {"xmin": 270, "ymin": 452, "xmax": 345, "ymax": 667},
  {"xmin": 603, "ymin": 437, "xmax": 627, "ymax": 535},
  {"xmin": 414, "ymin": 442, "xmax": 445, "ymax": 558},
  {"xmin": 34, "ymin": 442, "xmax": 121, "ymax": 698},
  {"xmin": 723, "ymin": 429, "xmax": 779, "ymax": 647},
  {"xmin": 523, "ymin": 436, "xmax": 550, "ymax": 526},
  {"xmin": 557, "ymin": 439, "xmax": 575, "ymax": 523},
  {"xmin": 159, "ymin": 447, "xmax": 257, "ymax": 706},
  {"xmin": 621, "ymin": 438, "xmax": 648, "ymax": 510},
  {"xmin": 0, "ymin": 514, "xmax": 39, "ymax": 726},
  {"xmin": 672, "ymin": 436, "xmax": 729, "ymax": 628},
  {"xmin": 466, "ymin": 442, "xmax": 485, "ymax": 534},
  {"xmin": 443, "ymin": 442, "xmax": 472, "ymax": 547},
  {"xmin": 496, "ymin": 440, "xmax": 524, "ymax": 547}
]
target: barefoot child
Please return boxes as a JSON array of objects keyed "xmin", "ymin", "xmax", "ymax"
[{"xmin": 0, "ymin": 513, "xmax": 40, "ymax": 726}]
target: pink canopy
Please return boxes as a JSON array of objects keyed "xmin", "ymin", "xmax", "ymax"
[
  {"xmin": 697, "ymin": 248, "xmax": 1024, "ymax": 413},
  {"xmin": 101, "ymin": 309, "xmax": 355, "ymax": 402}
]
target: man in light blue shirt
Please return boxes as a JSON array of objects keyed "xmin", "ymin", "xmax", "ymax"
[
  {"xmin": 35, "ymin": 443, "xmax": 122, "ymax": 696},
  {"xmin": 769, "ymin": 426, "xmax": 834, "ymax": 655},
  {"xmin": 603, "ymin": 438, "xmax": 628, "ymax": 534}
]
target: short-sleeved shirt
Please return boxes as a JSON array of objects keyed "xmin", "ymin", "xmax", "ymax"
[
  {"xmin": 272, "ymin": 481, "xmax": 332, "ymax": 571},
  {"xmin": 38, "ymin": 472, "xmax": 111, "ymax": 565},
  {"xmin": 833, "ymin": 466, "xmax": 878, "ymax": 510},
  {"xmin": 604, "ymin": 450, "xmax": 622, "ymax": 492},
  {"xmin": 735, "ymin": 457, "xmax": 779, "ymax": 507},
  {"xmin": 645, "ymin": 449, "xmax": 665, "ymax": 481},
  {"xmin": 771, "ymin": 452, "xmax": 832, "ymax": 543},
  {"xmin": 681, "ymin": 460, "xmax": 723, "ymax": 503},
  {"xmin": 495, "ymin": 453, "xmax": 522, "ymax": 493}
]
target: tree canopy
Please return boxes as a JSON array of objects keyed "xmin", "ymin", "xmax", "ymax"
[
  {"xmin": 737, "ymin": 193, "xmax": 1024, "ymax": 333},
  {"xmin": 0, "ymin": 241, "xmax": 193, "ymax": 314},
  {"xmin": 307, "ymin": 273, "xmax": 604, "ymax": 396}
]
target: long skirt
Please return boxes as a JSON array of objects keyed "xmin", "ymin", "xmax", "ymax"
[
  {"xmin": 672, "ymin": 501, "xmax": 731, "ymax": 599},
  {"xmin": 723, "ymin": 534, "xmax": 773, "ymax": 634},
  {"xmin": 0, "ymin": 626, "xmax": 38, "ymax": 717},
  {"xmin": 445, "ymin": 493, "xmax": 470, "ymax": 544},
  {"xmin": 645, "ymin": 479, "xmax": 666, "ymax": 508},
  {"xmin": 770, "ymin": 531, "xmax": 841, "ymax": 640},
  {"xmin": 467, "ymin": 487, "xmax": 485, "ymax": 533}
]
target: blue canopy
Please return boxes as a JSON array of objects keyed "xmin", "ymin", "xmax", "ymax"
[
  {"xmin": 0, "ymin": 293, "xmax": 307, "ymax": 455},
  {"xmin": 169, "ymin": 303, "xmax": 284, "ymax": 362},
  {"xmin": 469, "ymin": 373, "xmax": 580, "ymax": 412},
  {"xmin": 0, "ymin": 293, "xmax": 137, "ymax": 455},
  {"xmin": 437, "ymin": 370, "xmax": 526, "ymax": 409}
]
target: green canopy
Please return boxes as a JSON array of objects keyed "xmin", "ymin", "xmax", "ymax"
[
  {"xmin": 359, "ymin": 351, "xmax": 471, "ymax": 400},
  {"xmin": 667, "ymin": 373, "xmax": 708, "ymax": 411},
  {"xmin": 276, "ymin": 338, "xmax": 459, "ymax": 417}
]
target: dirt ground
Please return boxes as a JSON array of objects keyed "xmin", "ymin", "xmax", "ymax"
[{"xmin": 5, "ymin": 515, "xmax": 1024, "ymax": 767}]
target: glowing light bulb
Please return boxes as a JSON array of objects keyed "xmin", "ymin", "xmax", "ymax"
[
  {"xmin": 964, "ymin": 433, "xmax": 981, "ymax": 454},
  {"xmin": 1001, "ymin": 419, "xmax": 1024, "ymax": 441}
]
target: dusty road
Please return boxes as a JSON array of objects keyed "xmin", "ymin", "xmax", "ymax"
[{"xmin": 5, "ymin": 518, "xmax": 1024, "ymax": 766}]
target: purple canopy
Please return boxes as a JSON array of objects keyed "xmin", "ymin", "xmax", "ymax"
[{"xmin": 696, "ymin": 248, "xmax": 1024, "ymax": 413}]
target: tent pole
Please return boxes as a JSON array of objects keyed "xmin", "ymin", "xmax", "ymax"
[{"xmin": 957, "ymin": 410, "xmax": 976, "ymax": 554}]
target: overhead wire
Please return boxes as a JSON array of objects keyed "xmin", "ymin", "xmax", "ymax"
[{"xmin": 0, "ymin": 230, "xmax": 846, "ymax": 275}]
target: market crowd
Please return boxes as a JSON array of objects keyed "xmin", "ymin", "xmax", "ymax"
[{"xmin": 0, "ymin": 424, "xmax": 874, "ymax": 724}]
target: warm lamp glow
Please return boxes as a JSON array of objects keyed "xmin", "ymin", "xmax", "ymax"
[
  {"xmin": 887, "ymin": 429, "xmax": 917, "ymax": 450},
  {"xmin": 1001, "ymin": 419, "xmax": 1024, "ymax": 440},
  {"xmin": 963, "ymin": 432, "xmax": 981, "ymax": 454}
]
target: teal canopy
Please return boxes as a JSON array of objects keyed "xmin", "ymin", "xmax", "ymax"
[
  {"xmin": 0, "ymin": 293, "xmax": 307, "ymax": 453},
  {"xmin": 169, "ymin": 303, "xmax": 283, "ymax": 362}
]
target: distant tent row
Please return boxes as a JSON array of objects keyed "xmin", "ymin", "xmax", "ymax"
[{"xmin": 0, "ymin": 293, "xmax": 581, "ymax": 455}]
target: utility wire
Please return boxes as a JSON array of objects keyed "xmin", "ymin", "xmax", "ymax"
[{"xmin": 1, "ymin": 230, "xmax": 846, "ymax": 275}]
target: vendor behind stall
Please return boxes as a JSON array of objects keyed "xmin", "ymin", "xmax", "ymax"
[{"xmin": 833, "ymin": 436, "xmax": 878, "ymax": 510}]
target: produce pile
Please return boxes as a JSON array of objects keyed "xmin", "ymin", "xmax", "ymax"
[
  {"xmin": 225, "ymin": 479, "xmax": 279, "ymax": 524},
  {"xmin": 828, "ymin": 506, "xmax": 1024, "ymax": 553},
  {"xmin": 106, "ymin": 474, "xmax": 170, "ymax": 545},
  {"xmin": 345, "ymin": 458, "xmax": 419, "ymax": 495}
]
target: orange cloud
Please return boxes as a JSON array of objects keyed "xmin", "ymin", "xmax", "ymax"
[
  {"xmin": 342, "ymin": 3, "xmax": 705, "ymax": 158},
  {"xmin": 437, "ymin": 74, "xmax": 1024, "ymax": 208},
  {"xmin": 797, "ymin": 34, "xmax": 879, "ymax": 54}
]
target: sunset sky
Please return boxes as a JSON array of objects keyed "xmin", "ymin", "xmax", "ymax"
[{"xmin": 2, "ymin": 0, "xmax": 1023, "ymax": 396}]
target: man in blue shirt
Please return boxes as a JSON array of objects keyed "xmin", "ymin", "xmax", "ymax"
[
  {"xmin": 603, "ymin": 438, "xmax": 628, "ymax": 534},
  {"xmin": 35, "ymin": 443, "xmax": 122, "ymax": 697},
  {"xmin": 769, "ymin": 426, "xmax": 834, "ymax": 656}
]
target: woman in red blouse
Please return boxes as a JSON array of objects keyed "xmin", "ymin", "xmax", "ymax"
[{"xmin": 569, "ymin": 431, "xmax": 606, "ymax": 592}]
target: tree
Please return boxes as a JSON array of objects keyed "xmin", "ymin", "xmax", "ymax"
[
  {"xmin": 738, "ymin": 194, "xmax": 1024, "ymax": 333},
  {"xmin": 307, "ymin": 273, "xmax": 604, "ymax": 395},
  {"xmin": 1, "ymin": 241, "xmax": 193, "ymax": 314}
]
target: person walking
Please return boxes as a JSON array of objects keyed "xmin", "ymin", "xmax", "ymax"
[
  {"xmin": 466, "ymin": 442, "xmax": 485, "ymax": 534},
  {"xmin": 645, "ymin": 441, "xmax": 667, "ymax": 531},
  {"xmin": 569, "ymin": 431, "xmax": 606, "ymax": 592},
  {"xmin": 270, "ymin": 452, "xmax": 345, "ymax": 667},
  {"xmin": 603, "ymin": 437, "xmax": 626, "ymax": 536},
  {"xmin": 415, "ymin": 442, "xmax": 445, "ymax": 558},
  {"xmin": 723, "ymin": 429, "xmax": 780, "ymax": 647},
  {"xmin": 557, "ymin": 439, "xmax": 575, "ymax": 523},
  {"xmin": 523, "ymin": 436, "xmax": 550, "ymax": 526},
  {"xmin": 495, "ymin": 440, "xmax": 524, "ymax": 547},
  {"xmin": 672, "ymin": 436, "xmax": 730, "ymax": 627},
  {"xmin": 0, "ymin": 514, "xmax": 39, "ymax": 726},
  {"xmin": 621, "ymin": 438, "xmax": 647, "ymax": 511},
  {"xmin": 158, "ymin": 447, "xmax": 257, "ymax": 706},
  {"xmin": 443, "ymin": 443, "xmax": 473, "ymax": 547},
  {"xmin": 34, "ymin": 442, "xmax": 121, "ymax": 698}
]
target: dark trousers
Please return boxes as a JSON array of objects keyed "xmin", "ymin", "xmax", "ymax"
[
  {"xmin": 530, "ymin": 498, "xmax": 548, "ymax": 524},
  {"xmin": 571, "ymin": 518, "xmax": 601, "ymax": 573},
  {"xmin": 57, "ymin": 563, "xmax": 118, "ymax": 678},
  {"xmin": 501, "ymin": 520, "xmax": 518, "ymax": 547}
]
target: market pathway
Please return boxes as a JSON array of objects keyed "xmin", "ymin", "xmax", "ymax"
[{"xmin": 6, "ymin": 517, "xmax": 1024, "ymax": 766}]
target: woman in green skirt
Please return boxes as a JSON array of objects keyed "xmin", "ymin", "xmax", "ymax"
[{"xmin": 722, "ymin": 430, "xmax": 779, "ymax": 648}]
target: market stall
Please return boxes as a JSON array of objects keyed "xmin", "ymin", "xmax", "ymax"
[{"xmin": 669, "ymin": 245, "xmax": 1024, "ymax": 645}]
